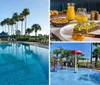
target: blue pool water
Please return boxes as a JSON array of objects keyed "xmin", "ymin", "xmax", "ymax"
[
  {"xmin": 51, "ymin": 68, "xmax": 100, "ymax": 85},
  {"xmin": 0, "ymin": 42, "xmax": 49, "ymax": 85}
]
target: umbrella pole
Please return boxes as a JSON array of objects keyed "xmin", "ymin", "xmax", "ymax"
[{"xmin": 75, "ymin": 53, "xmax": 77, "ymax": 73}]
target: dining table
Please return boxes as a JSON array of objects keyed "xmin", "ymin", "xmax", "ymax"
[{"xmin": 50, "ymin": 14, "xmax": 100, "ymax": 41}]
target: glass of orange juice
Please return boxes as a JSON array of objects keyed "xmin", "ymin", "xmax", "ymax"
[
  {"xmin": 66, "ymin": 3, "xmax": 75, "ymax": 21},
  {"xmin": 76, "ymin": 8, "xmax": 88, "ymax": 24}
]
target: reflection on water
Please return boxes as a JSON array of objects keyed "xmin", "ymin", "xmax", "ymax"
[
  {"xmin": 0, "ymin": 42, "xmax": 43, "ymax": 63},
  {"xmin": 0, "ymin": 42, "xmax": 12, "ymax": 50},
  {"xmin": 0, "ymin": 42, "xmax": 48, "ymax": 85}
]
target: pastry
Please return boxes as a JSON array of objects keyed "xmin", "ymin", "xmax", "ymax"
[
  {"xmin": 72, "ymin": 33, "xmax": 84, "ymax": 41},
  {"xmin": 51, "ymin": 18, "xmax": 68, "ymax": 24},
  {"xmin": 53, "ymin": 10, "xmax": 59, "ymax": 16}
]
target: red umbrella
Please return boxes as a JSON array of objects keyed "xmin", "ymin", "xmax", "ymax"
[
  {"xmin": 70, "ymin": 50, "xmax": 83, "ymax": 73},
  {"xmin": 70, "ymin": 50, "xmax": 82, "ymax": 55}
]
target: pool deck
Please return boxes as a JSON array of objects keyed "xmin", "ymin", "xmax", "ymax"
[
  {"xmin": 19, "ymin": 41, "xmax": 49, "ymax": 49},
  {"xmin": 0, "ymin": 41, "xmax": 49, "ymax": 49}
]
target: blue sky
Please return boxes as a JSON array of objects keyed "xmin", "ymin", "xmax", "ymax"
[
  {"xmin": 50, "ymin": 43, "xmax": 92, "ymax": 59},
  {"xmin": 0, "ymin": 0, "xmax": 49, "ymax": 35}
]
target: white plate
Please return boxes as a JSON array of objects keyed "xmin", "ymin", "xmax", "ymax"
[{"xmin": 60, "ymin": 24, "xmax": 100, "ymax": 41}]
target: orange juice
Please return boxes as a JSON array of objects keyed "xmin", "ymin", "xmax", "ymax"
[
  {"xmin": 76, "ymin": 15, "xmax": 88, "ymax": 24},
  {"xmin": 66, "ymin": 3, "xmax": 75, "ymax": 21}
]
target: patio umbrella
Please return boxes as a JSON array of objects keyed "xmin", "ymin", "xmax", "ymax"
[{"xmin": 70, "ymin": 50, "xmax": 82, "ymax": 73}]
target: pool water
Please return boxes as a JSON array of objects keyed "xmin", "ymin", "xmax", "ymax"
[
  {"xmin": 0, "ymin": 42, "xmax": 49, "ymax": 85},
  {"xmin": 51, "ymin": 68, "xmax": 100, "ymax": 85}
]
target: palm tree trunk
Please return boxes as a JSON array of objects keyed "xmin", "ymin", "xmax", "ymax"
[
  {"xmin": 16, "ymin": 22, "xmax": 18, "ymax": 32},
  {"xmin": 95, "ymin": 57, "xmax": 98, "ymax": 67},
  {"xmin": 11, "ymin": 26, "xmax": 13, "ymax": 37},
  {"xmin": 15, "ymin": 24, "xmax": 16, "ymax": 35},
  {"xmin": 66, "ymin": 57, "xmax": 68, "ymax": 63},
  {"xmin": 13, "ymin": 25, "xmax": 14, "ymax": 36},
  {"xmin": 5, "ymin": 25, "xmax": 6, "ymax": 33},
  {"xmin": 35, "ymin": 32, "xmax": 37, "ymax": 41},
  {"xmin": 35, "ymin": 32, "xmax": 37, "ymax": 37},
  {"xmin": 8, "ymin": 25, "xmax": 10, "ymax": 35},
  {"xmin": 21, "ymin": 21, "xmax": 23, "ymax": 35},
  {"xmin": 28, "ymin": 33, "xmax": 30, "ymax": 36},
  {"xmin": 2, "ymin": 26, "xmax": 4, "ymax": 32},
  {"xmin": 25, "ymin": 16, "xmax": 27, "ymax": 35},
  {"xmin": 56, "ymin": 54, "xmax": 58, "ymax": 58},
  {"xmin": 14, "ymin": 24, "xmax": 15, "ymax": 35},
  {"xmin": 17, "ymin": 22, "xmax": 18, "ymax": 31},
  {"xmin": 15, "ymin": 23, "xmax": 17, "ymax": 35},
  {"xmin": 12, "ymin": 25, "xmax": 14, "ymax": 39}
]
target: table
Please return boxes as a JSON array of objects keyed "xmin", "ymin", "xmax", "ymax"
[{"xmin": 50, "ymin": 15, "xmax": 100, "ymax": 41}]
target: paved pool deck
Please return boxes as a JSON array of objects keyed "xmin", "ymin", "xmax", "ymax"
[{"xmin": 0, "ymin": 41, "xmax": 49, "ymax": 49}]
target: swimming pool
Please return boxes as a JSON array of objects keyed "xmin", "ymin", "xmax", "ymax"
[
  {"xmin": 51, "ymin": 68, "xmax": 100, "ymax": 85},
  {"xmin": 0, "ymin": 42, "xmax": 49, "ymax": 85}
]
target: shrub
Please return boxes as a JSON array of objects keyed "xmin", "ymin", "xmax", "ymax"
[
  {"xmin": 28, "ymin": 38, "xmax": 36, "ymax": 42},
  {"xmin": 16, "ymin": 37, "xmax": 29, "ymax": 41}
]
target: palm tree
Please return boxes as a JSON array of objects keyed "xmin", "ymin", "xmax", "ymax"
[
  {"xmin": 53, "ymin": 49, "xmax": 61, "ymax": 58},
  {"xmin": 25, "ymin": 28, "xmax": 32, "ymax": 36},
  {"xmin": 15, "ymin": 30, "xmax": 21, "ymax": 36},
  {"xmin": 93, "ymin": 43, "xmax": 100, "ymax": 47},
  {"xmin": 31, "ymin": 24, "xmax": 41, "ymax": 39},
  {"xmin": 9, "ymin": 18, "xmax": 15, "ymax": 36},
  {"xmin": 6, "ymin": 18, "xmax": 11, "ymax": 35},
  {"xmin": 91, "ymin": 43, "xmax": 100, "ymax": 64},
  {"xmin": 12, "ymin": 12, "xmax": 19, "ymax": 32},
  {"xmin": 0, "ymin": 20, "xmax": 5, "ymax": 32},
  {"xmin": 92, "ymin": 43, "xmax": 100, "ymax": 67},
  {"xmin": 19, "ymin": 13, "xmax": 24, "ymax": 35},
  {"xmin": 50, "ymin": 52, "xmax": 54, "ymax": 58},
  {"xmin": 60, "ymin": 53, "xmax": 65, "ymax": 58},
  {"xmin": 22, "ymin": 8, "xmax": 30, "ymax": 34},
  {"xmin": 61, "ymin": 50, "xmax": 71, "ymax": 61},
  {"xmin": 59, "ymin": 47, "xmax": 64, "ymax": 58},
  {"xmin": 59, "ymin": 47, "xmax": 64, "ymax": 53},
  {"xmin": 92, "ymin": 47, "xmax": 100, "ymax": 67},
  {"xmin": 3, "ymin": 19, "xmax": 7, "ymax": 32}
]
